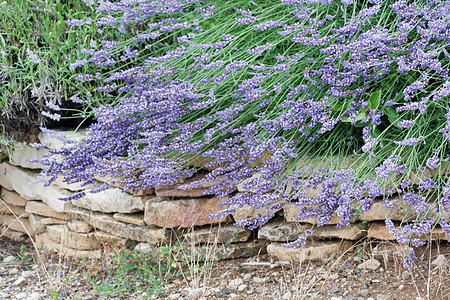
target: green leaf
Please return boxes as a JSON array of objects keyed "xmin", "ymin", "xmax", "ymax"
[
  {"xmin": 384, "ymin": 108, "xmax": 399, "ymax": 125},
  {"xmin": 342, "ymin": 111, "xmax": 367, "ymax": 123},
  {"xmin": 368, "ymin": 90, "xmax": 381, "ymax": 110}
]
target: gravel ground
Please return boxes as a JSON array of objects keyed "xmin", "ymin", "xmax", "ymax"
[{"xmin": 1, "ymin": 237, "xmax": 450, "ymax": 300}]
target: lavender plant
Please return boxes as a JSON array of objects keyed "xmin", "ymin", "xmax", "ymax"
[{"xmin": 37, "ymin": 0, "xmax": 450, "ymax": 268}]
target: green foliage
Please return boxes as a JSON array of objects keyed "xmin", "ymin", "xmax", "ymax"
[{"xmin": 84, "ymin": 249, "xmax": 178, "ymax": 298}]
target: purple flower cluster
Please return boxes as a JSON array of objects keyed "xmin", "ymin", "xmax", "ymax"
[{"xmin": 37, "ymin": 0, "xmax": 450, "ymax": 268}]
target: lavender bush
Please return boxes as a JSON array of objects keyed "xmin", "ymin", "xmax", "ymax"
[{"xmin": 37, "ymin": 0, "xmax": 450, "ymax": 268}]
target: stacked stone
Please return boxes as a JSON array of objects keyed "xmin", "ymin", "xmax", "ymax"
[
  {"xmin": 0, "ymin": 128, "xmax": 448, "ymax": 263},
  {"xmin": 0, "ymin": 129, "xmax": 264, "ymax": 260}
]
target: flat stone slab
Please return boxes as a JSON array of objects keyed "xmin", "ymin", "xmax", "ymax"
[
  {"xmin": 368, "ymin": 222, "xmax": 449, "ymax": 241},
  {"xmin": 231, "ymin": 204, "xmax": 277, "ymax": 224},
  {"xmin": 8, "ymin": 143, "xmax": 50, "ymax": 169},
  {"xmin": 1, "ymin": 189, "xmax": 27, "ymax": 207},
  {"xmin": 259, "ymin": 221, "xmax": 365, "ymax": 241},
  {"xmin": 72, "ymin": 187, "xmax": 147, "ymax": 213},
  {"xmin": 0, "ymin": 215, "xmax": 33, "ymax": 235},
  {"xmin": 172, "ymin": 240, "xmax": 268, "ymax": 261},
  {"xmin": 178, "ymin": 225, "xmax": 251, "ymax": 245},
  {"xmin": 113, "ymin": 213, "xmax": 146, "ymax": 227},
  {"xmin": 360, "ymin": 197, "xmax": 417, "ymax": 222},
  {"xmin": 0, "ymin": 201, "xmax": 26, "ymax": 216},
  {"xmin": 28, "ymin": 214, "xmax": 66, "ymax": 235},
  {"xmin": 267, "ymin": 241, "xmax": 352, "ymax": 264},
  {"xmin": 67, "ymin": 220, "xmax": 93, "ymax": 233},
  {"xmin": 284, "ymin": 204, "xmax": 344, "ymax": 224},
  {"xmin": 47, "ymin": 225, "xmax": 100, "ymax": 250},
  {"xmin": 145, "ymin": 197, "xmax": 230, "ymax": 228},
  {"xmin": 155, "ymin": 172, "xmax": 217, "ymax": 198},
  {"xmin": 38, "ymin": 128, "xmax": 87, "ymax": 150},
  {"xmin": 35, "ymin": 233, "xmax": 102, "ymax": 259},
  {"xmin": 94, "ymin": 231, "xmax": 130, "ymax": 248},
  {"xmin": 52, "ymin": 176, "xmax": 99, "ymax": 192},
  {"xmin": 25, "ymin": 201, "xmax": 69, "ymax": 220},
  {"xmin": 0, "ymin": 163, "xmax": 73, "ymax": 212},
  {"xmin": 69, "ymin": 207, "xmax": 171, "ymax": 245},
  {"xmin": 0, "ymin": 228, "xmax": 27, "ymax": 242}
]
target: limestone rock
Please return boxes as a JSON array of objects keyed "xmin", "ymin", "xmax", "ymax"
[
  {"xmin": 52, "ymin": 176, "xmax": 98, "ymax": 192},
  {"xmin": 258, "ymin": 221, "xmax": 365, "ymax": 241},
  {"xmin": 67, "ymin": 220, "xmax": 92, "ymax": 233},
  {"xmin": 213, "ymin": 240, "xmax": 268, "ymax": 260},
  {"xmin": 8, "ymin": 144, "xmax": 49, "ymax": 169},
  {"xmin": 360, "ymin": 197, "xmax": 416, "ymax": 222},
  {"xmin": 179, "ymin": 225, "xmax": 251, "ymax": 245},
  {"xmin": 1, "ymin": 189, "xmax": 27, "ymax": 207},
  {"xmin": 431, "ymin": 254, "xmax": 447, "ymax": 268},
  {"xmin": 69, "ymin": 207, "xmax": 171, "ymax": 244},
  {"xmin": 113, "ymin": 213, "xmax": 146, "ymax": 226},
  {"xmin": 237, "ymin": 173, "xmax": 261, "ymax": 193},
  {"xmin": 155, "ymin": 173, "xmax": 216, "ymax": 198},
  {"xmin": 368, "ymin": 222, "xmax": 449, "ymax": 241},
  {"xmin": 0, "ymin": 215, "xmax": 33, "ymax": 235},
  {"xmin": 38, "ymin": 128, "xmax": 86, "ymax": 150},
  {"xmin": 29, "ymin": 215, "xmax": 47, "ymax": 234},
  {"xmin": 173, "ymin": 240, "xmax": 268, "ymax": 261},
  {"xmin": 94, "ymin": 231, "xmax": 130, "ymax": 248},
  {"xmin": 358, "ymin": 258, "xmax": 381, "ymax": 271},
  {"xmin": 258, "ymin": 221, "xmax": 305, "ymax": 241},
  {"xmin": 231, "ymin": 204, "xmax": 278, "ymax": 224},
  {"xmin": 284, "ymin": 204, "xmax": 343, "ymax": 224},
  {"xmin": 0, "ymin": 163, "xmax": 73, "ymax": 212},
  {"xmin": 133, "ymin": 242, "xmax": 155, "ymax": 253},
  {"xmin": 0, "ymin": 201, "xmax": 26, "ymax": 216},
  {"xmin": 35, "ymin": 233, "xmax": 102, "ymax": 259},
  {"xmin": 144, "ymin": 197, "xmax": 230, "ymax": 228},
  {"xmin": 267, "ymin": 241, "xmax": 352, "ymax": 264},
  {"xmin": 47, "ymin": 225, "xmax": 100, "ymax": 250},
  {"xmin": 285, "ymin": 183, "xmax": 323, "ymax": 197},
  {"xmin": 313, "ymin": 223, "xmax": 365, "ymax": 240},
  {"xmin": 184, "ymin": 153, "xmax": 215, "ymax": 170},
  {"xmin": 25, "ymin": 201, "xmax": 69, "ymax": 220},
  {"xmin": 0, "ymin": 228, "xmax": 27, "ymax": 242},
  {"xmin": 72, "ymin": 187, "xmax": 146, "ymax": 213},
  {"xmin": 95, "ymin": 175, "xmax": 155, "ymax": 196},
  {"xmin": 368, "ymin": 223, "xmax": 394, "ymax": 240},
  {"xmin": 28, "ymin": 214, "xmax": 66, "ymax": 235},
  {"xmin": 372, "ymin": 243, "xmax": 408, "ymax": 258}
]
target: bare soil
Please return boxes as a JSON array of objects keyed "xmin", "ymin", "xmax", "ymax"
[{"xmin": 1, "ymin": 236, "xmax": 450, "ymax": 300}]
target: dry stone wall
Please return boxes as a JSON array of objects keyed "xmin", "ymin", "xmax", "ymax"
[{"xmin": 0, "ymin": 129, "xmax": 445, "ymax": 263}]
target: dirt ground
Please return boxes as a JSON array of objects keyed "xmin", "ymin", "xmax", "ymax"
[{"xmin": 1, "ymin": 236, "xmax": 450, "ymax": 299}]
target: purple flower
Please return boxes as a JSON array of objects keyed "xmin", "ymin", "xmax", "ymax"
[
  {"xmin": 426, "ymin": 156, "xmax": 440, "ymax": 170},
  {"xmin": 26, "ymin": 48, "xmax": 41, "ymax": 64}
]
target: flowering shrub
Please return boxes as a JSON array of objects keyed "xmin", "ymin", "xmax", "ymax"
[{"xmin": 37, "ymin": 0, "xmax": 450, "ymax": 268}]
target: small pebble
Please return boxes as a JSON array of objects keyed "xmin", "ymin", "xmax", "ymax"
[
  {"xmin": 358, "ymin": 289, "xmax": 369, "ymax": 297},
  {"xmin": 3, "ymin": 256, "xmax": 16, "ymax": 263},
  {"xmin": 329, "ymin": 286, "xmax": 339, "ymax": 293},
  {"xmin": 237, "ymin": 284, "xmax": 247, "ymax": 292},
  {"xmin": 228, "ymin": 278, "xmax": 243, "ymax": 288},
  {"xmin": 13, "ymin": 276, "xmax": 26, "ymax": 285},
  {"xmin": 357, "ymin": 258, "xmax": 381, "ymax": 271},
  {"xmin": 15, "ymin": 292, "xmax": 27, "ymax": 299},
  {"xmin": 401, "ymin": 271, "xmax": 411, "ymax": 280},
  {"xmin": 377, "ymin": 294, "xmax": 387, "ymax": 300},
  {"xmin": 431, "ymin": 255, "xmax": 447, "ymax": 268}
]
